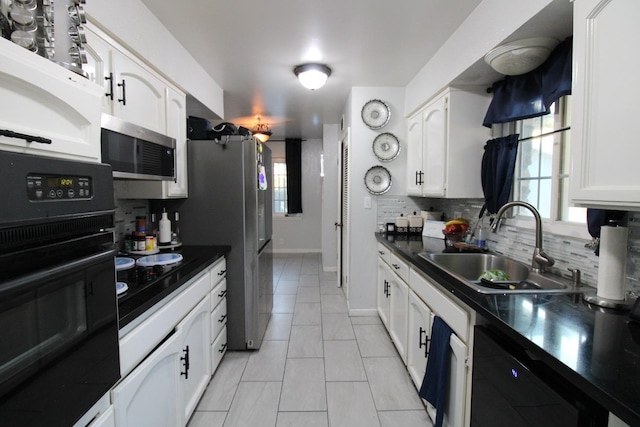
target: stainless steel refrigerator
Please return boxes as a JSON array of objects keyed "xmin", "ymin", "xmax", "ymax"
[{"xmin": 160, "ymin": 136, "xmax": 273, "ymax": 350}]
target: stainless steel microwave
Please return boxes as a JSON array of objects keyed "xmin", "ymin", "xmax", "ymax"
[{"xmin": 101, "ymin": 114, "xmax": 176, "ymax": 181}]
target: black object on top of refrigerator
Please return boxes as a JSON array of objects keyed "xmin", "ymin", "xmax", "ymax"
[{"xmin": 158, "ymin": 136, "xmax": 272, "ymax": 350}]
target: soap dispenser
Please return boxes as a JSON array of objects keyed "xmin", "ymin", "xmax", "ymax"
[{"xmin": 158, "ymin": 208, "xmax": 172, "ymax": 245}]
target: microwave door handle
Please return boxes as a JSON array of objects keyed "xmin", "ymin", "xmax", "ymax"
[{"xmin": 0, "ymin": 246, "xmax": 118, "ymax": 297}]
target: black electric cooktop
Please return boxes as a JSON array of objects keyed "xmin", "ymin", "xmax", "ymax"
[{"xmin": 116, "ymin": 246, "xmax": 229, "ymax": 329}]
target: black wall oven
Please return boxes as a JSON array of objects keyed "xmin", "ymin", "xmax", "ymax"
[{"xmin": 0, "ymin": 152, "xmax": 120, "ymax": 427}]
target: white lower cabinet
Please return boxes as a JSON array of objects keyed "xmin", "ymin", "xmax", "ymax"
[
  {"xmin": 210, "ymin": 258, "xmax": 228, "ymax": 373},
  {"xmin": 112, "ymin": 256, "xmax": 226, "ymax": 427},
  {"xmin": 90, "ymin": 406, "xmax": 115, "ymax": 427},
  {"xmin": 112, "ymin": 294, "xmax": 211, "ymax": 427},
  {"xmin": 407, "ymin": 290, "xmax": 433, "ymax": 388},
  {"xmin": 388, "ymin": 273, "xmax": 409, "ymax": 364},
  {"xmin": 112, "ymin": 330, "xmax": 183, "ymax": 427},
  {"xmin": 376, "ymin": 257, "xmax": 391, "ymax": 328},
  {"xmin": 376, "ymin": 246, "xmax": 474, "ymax": 427},
  {"xmin": 178, "ymin": 296, "xmax": 212, "ymax": 425}
]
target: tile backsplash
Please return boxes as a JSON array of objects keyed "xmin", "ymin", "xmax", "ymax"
[{"xmin": 377, "ymin": 196, "xmax": 640, "ymax": 293}]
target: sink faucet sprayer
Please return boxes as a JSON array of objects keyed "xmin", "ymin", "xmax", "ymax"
[{"xmin": 490, "ymin": 201, "xmax": 555, "ymax": 273}]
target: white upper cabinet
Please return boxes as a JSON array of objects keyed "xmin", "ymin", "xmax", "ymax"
[
  {"xmin": 85, "ymin": 24, "xmax": 166, "ymax": 134},
  {"xmin": 406, "ymin": 88, "xmax": 490, "ymax": 198},
  {"xmin": 570, "ymin": 0, "xmax": 640, "ymax": 210},
  {"xmin": 0, "ymin": 39, "xmax": 102, "ymax": 162}
]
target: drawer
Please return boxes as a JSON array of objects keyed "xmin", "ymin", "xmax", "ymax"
[
  {"xmin": 210, "ymin": 257, "xmax": 227, "ymax": 289},
  {"xmin": 409, "ymin": 268, "xmax": 469, "ymax": 342},
  {"xmin": 211, "ymin": 328, "xmax": 227, "ymax": 374},
  {"xmin": 210, "ymin": 301, "xmax": 227, "ymax": 343},
  {"xmin": 210, "ymin": 278, "xmax": 227, "ymax": 312},
  {"xmin": 389, "ymin": 252, "xmax": 410, "ymax": 283},
  {"xmin": 377, "ymin": 243, "xmax": 391, "ymax": 265}
]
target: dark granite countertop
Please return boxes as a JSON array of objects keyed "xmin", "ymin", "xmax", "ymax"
[
  {"xmin": 117, "ymin": 245, "xmax": 230, "ymax": 330},
  {"xmin": 376, "ymin": 233, "xmax": 640, "ymax": 426}
]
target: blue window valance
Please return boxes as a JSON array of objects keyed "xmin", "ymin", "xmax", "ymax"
[{"xmin": 483, "ymin": 37, "xmax": 572, "ymax": 127}]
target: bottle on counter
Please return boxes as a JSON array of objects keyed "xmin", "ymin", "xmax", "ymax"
[
  {"xmin": 159, "ymin": 209, "xmax": 172, "ymax": 245},
  {"xmin": 475, "ymin": 221, "xmax": 487, "ymax": 249}
]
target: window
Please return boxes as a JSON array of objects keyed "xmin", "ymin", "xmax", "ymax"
[
  {"xmin": 508, "ymin": 96, "xmax": 586, "ymax": 225},
  {"xmin": 273, "ymin": 160, "xmax": 288, "ymax": 214}
]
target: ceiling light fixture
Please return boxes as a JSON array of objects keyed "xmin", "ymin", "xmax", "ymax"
[
  {"xmin": 484, "ymin": 37, "xmax": 559, "ymax": 76},
  {"xmin": 294, "ymin": 63, "xmax": 332, "ymax": 90},
  {"xmin": 252, "ymin": 117, "xmax": 272, "ymax": 143}
]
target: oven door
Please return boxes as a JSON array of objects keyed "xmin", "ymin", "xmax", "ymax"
[{"xmin": 0, "ymin": 242, "xmax": 120, "ymax": 427}]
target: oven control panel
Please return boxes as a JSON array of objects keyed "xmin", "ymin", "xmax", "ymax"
[{"xmin": 26, "ymin": 174, "xmax": 93, "ymax": 201}]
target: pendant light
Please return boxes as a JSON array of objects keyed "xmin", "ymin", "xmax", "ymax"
[
  {"xmin": 294, "ymin": 63, "xmax": 332, "ymax": 90},
  {"xmin": 252, "ymin": 117, "xmax": 272, "ymax": 143}
]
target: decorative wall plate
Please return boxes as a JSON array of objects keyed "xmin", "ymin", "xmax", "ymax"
[
  {"xmin": 364, "ymin": 165, "xmax": 392, "ymax": 195},
  {"xmin": 372, "ymin": 132, "xmax": 400, "ymax": 162},
  {"xmin": 361, "ymin": 99, "xmax": 390, "ymax": 129}
]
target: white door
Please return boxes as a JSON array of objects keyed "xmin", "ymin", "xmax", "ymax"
[
  {"xmin": 388, "ymin": 274, "xmax": 409, "ymax": 364},
  {"xmin": 407, "ymin": 290, "xmax": 433, "ymax": 389},
  {"xmin": 111, "ymin": 331, "xmax": 182, "ymax": 427},
  {"xmin": 112, "ymin": 49, "xmax": 166, "ymax": 133},
  {"xmin": 406, "ymin": 112, "xmax": 423, "ymax": 196},
  {"xmin": 337, "ymin": 127, "xmax": 350, "ymax": 293},
  {"xmin": 178, "ymin": 296, "xmax": 212, "ymax": 424},
  {"xmin": 376, "ymin": 258, "xmax": 392, "ymax": 329},
  {"xmin": 422, "ymin": 95, "xmax": 447, "ymax": 197}
]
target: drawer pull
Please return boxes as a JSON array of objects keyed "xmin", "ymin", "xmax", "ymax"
[
  {"xmin": 218, "ymin": 314, "xmax": 227, "ymax": 323},
  {"xmin": 218, "ymin": 343, "xmax": 227, "ymax": 353},
  {"xmin": 218, "ymin": 269, "xmax": 226, "ymax": 276},
  {"xmin": 378, "ymin": 250, "xmax": 385, "ymax": 255},
  {"xmin": 217, "ymin": 289, "xmax": 227, "ymax": 298},
  {"xmin": 392, "ymin": 263, "xmax": 400, "ymax": 270}
]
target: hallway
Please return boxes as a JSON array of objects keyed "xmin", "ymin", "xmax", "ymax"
[{"xmin": 188, "ymin": 253, "xmax": 432, "ymax": 427}]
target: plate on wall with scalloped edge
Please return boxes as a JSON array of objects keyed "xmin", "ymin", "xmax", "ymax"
[
  {"xmin": 364, "ymin": 165, "xmax": 392, "ymax": 195},
  {"xmin": 361, "ymin": 99, "xmax": 391, "ymax": 129}
]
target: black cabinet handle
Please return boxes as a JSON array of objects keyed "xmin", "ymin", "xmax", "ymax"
[
  {"xmin": 392, "ymin": 263, "xmax": 400, "ymax": 270},
  {"xmin": 383, "ymin": 280, "xmax": 390, "ymax": 298},
  {"xmin": 0, "ymin": 129, "xmax": 51, "ymax": 144},
  {"xmin": 105, "ymin": 72, "xmax": 114, "ymax": 100},
  {"xmin": 218, "ymin": 343, "xmax": 227, "ymax": 353},
  {"xmin": 218, "ymin": 269, "xmax": 226, "ymax": 276},
  {"xmin": 180, "ymin": 345, "xmax": 190, "ymax": 379},
  {"xmin": 378, "ymin": 250, "xmax": 385, "ymax": 255},
  {"xmin": 217, "ymin": 289, "xmax": 227, "ymax": 298},
  {"xmin": 415, "ymin": 170, "xmax": 424, "ymax": 186},
  {"xmin": 117, "ymin": 79, "xmax": 126, "ymax": 105},
  {"xmin": 419, "ymin": 327, "xmax": 430, "ymax": 358},
  {"xmin": 218, "ymin": 314, "xmax": 227, "ymax": 323}
]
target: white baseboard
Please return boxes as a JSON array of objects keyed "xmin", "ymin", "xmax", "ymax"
[
  {"xmin": 348, "ymin": 308, "xmax": 378, "ymax": 317},
  {"xmin": 272, "ymin": 248, "xmax": 322, "ymax": 254}
]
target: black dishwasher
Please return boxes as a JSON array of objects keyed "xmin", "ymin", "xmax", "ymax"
[{"xmin": 471, "ymin": 326, "xmax": 607, "ymax": 427}]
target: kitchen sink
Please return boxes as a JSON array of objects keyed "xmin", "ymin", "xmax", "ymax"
[{"xmin": 419, "ymin": 252, "xmax": 584, "ymax": 294}]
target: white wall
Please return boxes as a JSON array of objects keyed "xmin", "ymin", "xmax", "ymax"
[
  {"xmin": 343, "ymin": 87, "xmax": 406, "ymax": 313},
  {"xmin": 405, "ymin": 0, "xmax": 555, "ymax": 115},
  {"xmin": 271, "ymin": 139, "xmax": 324, "ymax": 253},
  {"xmin": 85, "ymin": 0, "xmax": 224, "ymax": 118},
  {"xmin": 321, "ymin": 124, "xmax": 340, "ymax": 272}
]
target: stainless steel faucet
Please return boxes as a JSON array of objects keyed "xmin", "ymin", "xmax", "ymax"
[{"xmin": 490, "ymin": 201, "xmax": 555, "ymax": 273}]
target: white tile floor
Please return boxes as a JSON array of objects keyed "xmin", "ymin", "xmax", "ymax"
[{"xmin": 188, "ymin": 253, "xmax": 432, "ymax": 427}]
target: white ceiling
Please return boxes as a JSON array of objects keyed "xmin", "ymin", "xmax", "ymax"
[{"xmin": 140, "ymin": 0, "xmax": 572, "ymax": 140}]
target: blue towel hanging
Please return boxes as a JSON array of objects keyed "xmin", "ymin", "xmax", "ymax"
[{"xmin": 419, "ymin": 316, "xmax": 454, "ymax": 427}]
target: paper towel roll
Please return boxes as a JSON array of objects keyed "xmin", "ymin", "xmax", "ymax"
[{"xmin": 597, "ymin": 226, "xmax": 628, "ymax": 300}]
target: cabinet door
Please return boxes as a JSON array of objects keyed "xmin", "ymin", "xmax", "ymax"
[
  {"xmin": 164, "ymin": 87, "xmax": 188, "ymax": 198},
  {"xmin": 445, "ymin": 334, "xmax": 468, "ymax": 427},
  {"xmin": 422, "ymin": 95, "xmax": 447, "ymax": 197},
  {"xmin": 112, "ymin": 331, "xmax": 182, "ymax": 427},
  {"xmin": 376, "ymin": 258, "xmax": 391, "ymax": 329},
  {"xmin": 406, "ymin": 112, "xmax": 424, "ymax": 196},
  {"xmin": 570, "ymin": 0, "xmax": 640, "ymax": 209},
  {"xmin": 112, "ymin": 50, "xmax": 166, "ymax": 134},
  {"xmin": 178, "ymin": 295, "xmax": 212, "ymax": 424},
  {"xmin": 407, "ymin": 290, "xmax": 433, "ymax": 389},
  {"xmin": 388, "ymin": 274, "xmax": 409, "ymax": 364},
  {"xmin": 83, "ymin": 25, "xmax": 114, "ymax": 115}
]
